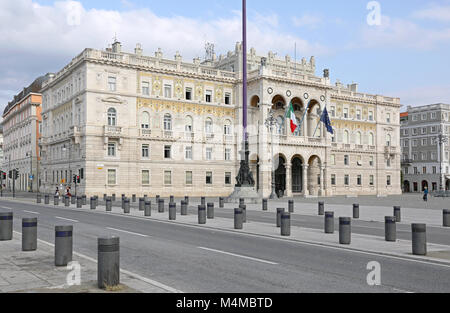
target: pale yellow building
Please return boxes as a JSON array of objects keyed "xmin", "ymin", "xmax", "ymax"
[{"xmin": 38, "ymin": 40, "xmax": 402, "ymax": 197}]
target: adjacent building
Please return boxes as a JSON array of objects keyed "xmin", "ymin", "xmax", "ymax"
[
  {"xmin": 1, "ymin": 75, "xmax": 49, "ymax": 192},
  {"xmin": 38, "ymin": 40, "xmax": 402, "ymax": 197},
  {"xmin": 400, "ymin": 104, "xmax": 450, "ymax": 192}
]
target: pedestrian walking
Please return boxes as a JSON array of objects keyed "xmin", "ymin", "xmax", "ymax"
[{"xmin": 423, "ymin": 187, "xmax": 428, "ymax": 202}]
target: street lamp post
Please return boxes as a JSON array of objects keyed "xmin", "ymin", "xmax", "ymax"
[
  {"xmin": 26, "ymin": 151, "xmax": 32, "ymax": 192},
  {"xmin": 265, "ymin": 110, "xmax": 278, "ymax": 199},
  {"xmin": 437, "ymin": 134, "xmax": 448, "ymax": 191}
]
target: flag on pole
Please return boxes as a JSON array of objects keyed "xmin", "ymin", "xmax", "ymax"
[
  {"xmin": 320, "ymin": 107, "xmax": 334, "ymax": 134},
  {"xmin": 285, "ymin": 102, "xmax": 298, "ymax": 133}
]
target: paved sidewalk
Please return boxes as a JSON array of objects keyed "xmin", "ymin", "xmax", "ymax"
[{"xmin": 0, "ymin": 233, "xmax": 169, "ymax": 293}]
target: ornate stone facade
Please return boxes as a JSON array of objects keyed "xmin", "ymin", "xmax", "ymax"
[{"xmin": 38, "ymin": 40, "xmax": 402, "ymax": 197}]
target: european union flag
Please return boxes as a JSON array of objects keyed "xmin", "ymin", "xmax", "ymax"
[{"xmin": 320, "ymin": 107, "xmax": 334, "ymax": 135}]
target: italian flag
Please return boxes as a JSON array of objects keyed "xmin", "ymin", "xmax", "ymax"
[{"xmin": 285, "ymin": 102, "xmax": 298, "ymax": 133}]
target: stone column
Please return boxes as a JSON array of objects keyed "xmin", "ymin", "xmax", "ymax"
[
  {"xmin": 320, "ymin": 166, "xmax": 325, "ymax": 196},
  {"xmin": 303, "ymin": 165, "xmax": 309, "ymax": 196},
  {"xmin": 286, "ymin": 163, "xmax": 292, "ymax": 197}
]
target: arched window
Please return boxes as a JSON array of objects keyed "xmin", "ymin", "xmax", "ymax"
[
  {"xmin": 343, "ymin": 130, "xmax": 350, "ymax": 144},
  {"xmin": 369, "ymin": 132, "xmax": 375, "ymax": 146},
  {"xmin": 224, "ymin": 120, "xmax": 232, "ymax": 135},
  {"xmin": 164, "ymin": 114, "xmax": 172, "ymax": 131},
  {"xmin": 386, "ymin": 134, "xmax": 392, "ymax": 146},
  {"xmin": 108, "ymin": 108, "xmax": 117, "ymax": 126},
  {"xmin": 185, "ymin": 116, "xmax": 193, "ymax": 132},
  {"xmin": 356, "ymin": 132, "xmax": 362, "ymax": 145},
  {"xmin": 141, "ymin": 112, "xmax": 150, "ymax": 129},
  {"xmin": 205, "ymin": 118, "xmax": 213, "ymax": 134}
]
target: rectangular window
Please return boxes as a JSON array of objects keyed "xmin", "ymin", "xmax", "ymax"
[
  {"xmin": 205, "ymin": 90, "xmax": 212, "ymax": 103},
  {"xmin": 330, "ymin": 154, "xmax": 336, "ymax": 165},
  {"xmin": 225, "ymin": 172, "xmax": 232, "ymax": 185},
  {"xmin": 387, "ymin": 175, "xmax": 391, "ymax": 186},
  {"xmin": 431, "ymin": 152, "xmax": 437, "ymax": 160},
  {"xmin": 343, "ymin": 108, "xmax": 349, "ymax": 119},
  {"xmin": 422, "ymin": 138, "xmax": 427, "ymax": 146},
  {"xmin": 368, "ymin": 111, "xmax": 374, "ymax": 121},
  {"xmin": 206, "ymin": 172, "xmax": 213, "ymax": 185},
  {"xmin": 331, "ymin": 174, "xmax": 336, "ymax": 186},
  {"xmin": 164, "ymin": 145, "xmax": 171, "ymax": 159},
  {"xmin": 108, "ymin": 143, "xmax": 116, "ymax": 157},
  {"xmin": 185, "ymin": 87, "xmax": 192, "ymax": 100},
  {"xmin": 108, "ymin": 77, "xmax": 116, "ymax": 91},
  {"xmin": 142, "ymin": 144, "xmax": 149, "ymax": 158},
  {"xmin": 142, "ymin": 82, "xmax": 149, "ymax": 95},
  {"xmin": 414, "ymin": 167, "xmax": 418, "ymax": 174},
  {"xmin": 370, "ymin": 175, "xmax": 374, "ymax": 186},
  {"xmin": 344, "ymin": 175, "xmax": 349, "ymax": 186},
  {"xmin": 386, "ymin": 113, "xmax": 391, "ymax": 123},
  {"xmin": 356, "ymin": 110, "xmax": 361, "ymax": 120},
  {"xmin": 185, "ymin": 146, "xmax": 193, "ymax": 160},
  {"xmin": 387, "ymin": 158, "xmax": 391, "ymax": 167},
  {"xmin": 330, "ymin": 106, "xmax": 336, "ymax": 117},
  {"xmin": 108, "ymin": 169, "xmax": 116, "ymax": 185},
  {"xmin": 344, "ymin": 155, "xmax": 349, "ymax": 166},
  {"xmin": 357, "ymin": 175, "xmax": 362, "ymax": 186},
  {"xmin": 164, "ymin": 85, "xmax": 172, "ymax": 98},
  {"xmin": 164, "ymin": 171, "xmax": 172, "ymax": 185},
  {"xmin": 423, "ymin": 167, "xmax": 427, "ymax": 174},
  {"xmin": 142, "ymin": 170, "xmax": 150, "ymax": 185},
  {"xmin": 225, "ymin": 148, "xmax": 231, "ymax": 161},
  {"xmin": 225, "ymin": 93, "xmax": 231, "ymax": 105},
  {"xmin": 206, "ymin": 147, "xmax": 212, "ymax": 160},
  {"xmin": 186, "ymin": 171, "xmax": 193, "ymax": 185}
]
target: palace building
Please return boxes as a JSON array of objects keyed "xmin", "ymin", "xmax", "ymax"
[{"xmin": 38, "ymin": 40, "xmax": 402, "ymax": 197}]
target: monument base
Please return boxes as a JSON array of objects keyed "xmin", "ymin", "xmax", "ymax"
[{"xmin": 225, "ymin": 186, "xmax": 261, "ymax": 204}]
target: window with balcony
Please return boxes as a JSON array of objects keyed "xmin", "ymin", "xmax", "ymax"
[
  {"xmin": 343, "ymin": 130, "xmax": 350, "ymax": 144},
  {"xmin": 164, "ymin": 114, "xmax": 172, "ymax": 131},
  {"xmin": 356, "ymin": 110, "xmax": 361, "ymax": 120},
  {"xmin": 205, "ymin": 118, "xmax": 213, "ymax": 134},
  {"xmin": 356, "ymin": 132, "xmax": 362, "ymax": 145},
  {"xmin": 185, "ymin": 116, "xmax": 193, "ymax": 133},
  {"xmin": 141, "ymin": 112, "xmax": 150, "ymax": 129},
  {"xmin": 343, "ymin": 108, "xmax": 349, "ymax": 119},
  {"xmin": 107, "ymin": 108, "xmax": 117, "ymax": 126},
  {"xmin": 386, "ymin": 134, "xmax": 391, "ymax": 146},
  {"xmin": 368, "ymin": 111, "xmax": 374, "ymax": 121},
  {"xmin": 224, "ymin": 120, "xmax": 232, "ymax": 135}
]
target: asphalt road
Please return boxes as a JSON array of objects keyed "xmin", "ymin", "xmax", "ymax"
[{"xmin": 1, "ymin": 198, "xmax": 449, "ymax": 293}]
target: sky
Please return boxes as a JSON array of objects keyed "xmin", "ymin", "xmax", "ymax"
[{"xmin": 1, "ymin": 0, "xmax": 450, "ymax": 115}]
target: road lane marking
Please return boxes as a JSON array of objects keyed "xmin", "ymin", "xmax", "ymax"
[
  {"xmin": 12, "ymin": 231, "xmax": 182, "ymax": 293},
  {"xmin": 55, "ymin": 216, "xmax": 79, "ymax": 223},
  {"xmin": 198, "ymin": 247, "xmax": 278, "ymax": 265},
  {"xmin": 106, "ymin": 227, "xmax": 149, "ymax": 237},
  {"xmin": 23, "ymin": 210, "xmax": 40, "ymax": 215}
]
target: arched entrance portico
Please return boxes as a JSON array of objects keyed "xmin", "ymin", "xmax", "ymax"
[
  {"xmin": 403, "ymin": 180, "xmax": 411, "ymax": 193},
  {"xmin": 274, "ymin": 154, "xmax": 286, "ymax": 197},
  {"xmin": 422, "ymin": 180, "xmax": 429, "ymax": 192}
]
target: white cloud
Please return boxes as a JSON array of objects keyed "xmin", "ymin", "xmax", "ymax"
[
  {"xmin": 292, "ymin": 14, "xmax": 322, "ymax": 29},
  {"xmin": 393, "ymin": 84, "xmax": 450, "ymax": 108},
  {"xmin": 0, "ymin": 0, "xmax": 327, "ymax": 113},
  {"xmin": 412, "ymin": 5, "xmax": 450, "ymax": 22},
  {"xmin": 359, "ymin": 15, "xmax": 450, "ymax": 50}
]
